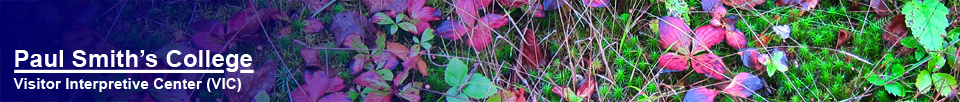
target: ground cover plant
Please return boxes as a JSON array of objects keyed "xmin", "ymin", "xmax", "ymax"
[{"xmin": 40, "ymin": 0, "xmax": 960, "ymax": 101}]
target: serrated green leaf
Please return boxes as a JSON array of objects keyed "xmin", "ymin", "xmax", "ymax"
[
  {"xmin": 884, "ymin": 82, "xmax": 907, "ymax": 97},
  {"xmin": 902, "ymin": 0, "xmax": 949, "ymax": 51},
  {"xmin": 374, "ymin": 13, "xmax": 395, "ymax": 25},
  {"xmin": 917, "ymin": 70, "xmax": 933, "ymax": 93},
  {"xmin": 464, "ymin": 74, "xmax": 498, "ymax": 98},
  {"xmin": 891, "ymin": 64, "xmax": 906, "ymax": 79},
  {"xmin": 901, "ymin": 37, "xmax": 921, "ymax": 49},
  {"xmin": 445, "ymin": 58, "xmax": 469, "ymax": 86},
  {"xmin": 932, "ymin": 73, "xmax": 958, "ymax": 97},
  {"xmin": 867, "ymin": 73, "xmax": 886, "ymax": 86},
  {"xmin": 445, "ymin": 89, "xmax": 470, "ymax": 102},
  {"xmin": 377, "ymin": 69, "xmax": 394, "ymax": 81},
  {"xmin": 398, "ymin": 22, "xmax": 417, "ymax": 32}
]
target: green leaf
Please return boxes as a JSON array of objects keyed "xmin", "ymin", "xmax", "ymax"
[
  {"xmin": 396, "ymin": 13, "xmax": 407, "ymax": 23},
  {"xmin": 766, "ymin": 61, "xmax": 777, "ymax": 77},
  {"xmin": 866, "ymin": 73, "xmax": 887, "ymax": 86},
  {"xmin": 913, "ymin": 51, "xmax": 925, "ymax": 60},
  {"xmin": 348, "ymin": 91, "xmax": 360, "ymax": 101},
  {"xmin": 377, "ymin": 69, "xmax": 394, "ymax": 81},
  {"xmin": 890, "ymin": 64, "xmax": 906, "ymax": 79},
  {"xmin": 445, "ymin": 58, "xmax": 469, "ymax": 86},
  {"xmin": 916, "ymin": 70, "xmax": 933, "ymax": 93},
  {"xmin": 255, "ymin": 91, "xmax": 270, "ymax": 101},
  {"xmin": 374, "ymin": 13, "xmax": 395, "ymax": 25},
  {"xmin": 376, "ymin": 33, "xmax": 386, "ymax": 49},
  {"xmin": 422, "ymin": 28, "xmax": 435, "ymax": 42},
  {"xmin": 389, "ymin": 25, "xmax": 399, "ymax": 34},
  {"xmin": 412, "ymin": 37, "xmax": 421, "ymax": 43},
  {"xmin": 884, "ymin": 82, "xmax": 907, "ymax": 97},
  {"xmin": 464, "ymin": 74, "xmax": 498, "ymax": 98},
  {"xmin": 928, "ymin": 54, "xmax": 946, "ymax": 71},
  {"xmin": 397, "ymin": 22, "xmax": 417, "ymax": 32},
  {"xmin": 421, "ymin": 43, "xmax": 432, "ymax": 50},
  {"xmin": 445, "ymin": 89, "xmax": 470, "ymax": 102},
  {"xmin": 901, "ymin": 37, "xmax": 922, "ymax": 49},
  {"xmin": 932, "ymin": 73, "xmax": 958, "ymax": 97},
  {"xmin": 902, "ymin": 0, "xmax": 949, "ymax": 51}
]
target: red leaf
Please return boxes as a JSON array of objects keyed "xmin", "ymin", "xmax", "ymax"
[
  {"xmin": 499, "ymin": 0, "xmax": 529, "ymax": 7},
  {"xmin": 398, "ymin": 82, "xmax": 423, "ymax": 102},
  {"xmin": 355, "ymin": 71, "xmax": 391, "ymax": 90},
  {"xmin": 868, "ymin": 0, "xmax": 890, "ymax": 17},
  {"xmin": 318, "ymin": 92, "xmax": 352, "ymax": 102},
  {"xmin": 478, "ymin": 14, "xmax": 510, "ymax": 29},
  {"xmin": 386, "ymin": 42, "xmax": 411, "ymax": 61},
  {"xmin": 576, "ymin": 77, "xmax": 596, "ymax": 98},
  {"xmin": 455, "ymin": 0, "xmax": 479, "ymax": 26},
  {"xmin": 225, "ymin": 11, "xmax": 264, "ymax": 37},
  {"xmin": 407, "ymin": 0, "xmax": 441, "ymax": 34},
  {"xmin": 722, "ymin": 0, "xmax": 765, "ymax": 10},
  {"xmin": 303, "ymin": 18, "xmax": 324, "ymax": 34},
  {"xmin": 350, "ymin": 54, "xmax": 371, "ymax": 74},
  {"xmin": 364, "ymin": 90, "xmax": 392, "ymax": 102},
  {"xmin": 519, "ymin": 28, "xmax": 544, "ymax": 70},
  {"xmin": 883, "ymin": 15, "xmax": 908, "ymax": 47},
  {"xmin": 725, "ymin": 30, "xmax": 748, "ymax": 49},
  {"xmin": 656, "ymin": 52, "xmax": 690, "ymax": 71},
  {"xmin": 529, "ymin": 3, "xmax": 546, "ymax": 17},
  {"xmin": 300, "ymin": 49, "xmax": 321, "ymax": 67},
  {"xmin": 693, "ymin": 25, "xmax": 725, "ymax": 53},
  {"xmin": 364, "ymin": 0, "xmax": 407, "ymax": 15},
  {"xmin": 467, "ymin": 14, "xmax": 510, "ymax": 50},
  {"xmin": 581, "ymin": 0, "xmax": 609, "ymax": 8},
  {"xmin": 373, "ymin": 51, "xmax": 400, "ymax": 69},
  {"xmin": 394, "ymin": 68, "xmax": 411, "ymax": 86},
  {"xmin": 692, "ymin": 53, "xmax": 727, "ymax": 80},
  {"xmin": 190, "ymin": 20, "xmax": 225, "ymax": 37},
  {"xmin": 722, "ymin": 73, "xmax": 764, "ymax": 97},
  {"xmin": 739, "ymin": 48, "xmax": 764, "ymax": 70},
  {"xmin": 658, "ymin": 16, "xmax": 693, "ymax": 54},
  {"xmin": 327, "ymin": 77, "xmax": 346, "ymax": 93},
  {"xmin": 436, "ymin": 20, "xmax": 470, "ymax": 40},
  {"xmin": 837, "ymin": 30, "xmax": 850, "ymax": 47},
  {"xmin": 191, "ymin": 31, "xmax": 231, "ymax": 53},
  {"xmin": 476, "ymin": 0, "xmax": 494, "ymax": 8},
  {"xmin": 683, "ymin": 86, "xmax": 718, "ymax": 102},
  {"xmin": 292, "ymin": 70, "xmax": 341, "ymax": 102},
  {"xmin": 467, "ymin": 28, "xmax": 494, "ymax": 50}
]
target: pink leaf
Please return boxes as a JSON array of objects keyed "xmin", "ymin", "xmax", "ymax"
[
  {"xmin": 499, "ymin": 0, "xmax": 529, "ymax": 7},
  {"xmin": 722, "ymin": 73, "xmax": 764, "ymax": 97},
  {"xmin": 303, "ymin": 18, "xmax": 324, "ymax": 34},
  {"xmin": 543, "ymin": 0, "xmax": 560, "ymax": 10},
  {"xmin": 327, "ymin": 77, "xmax": 346, "ymax": 93},
  {"xmin": 355, "ymin": 71, "xmax": 391, "ymax": 90},
  {"xmin": 407, "ymin": 0, "xmax": 440, "ymax": 34},
  {"xmin": 529, "ymin": 3, "xmax": 546, "ymax": 17},
  {"xmin": 364, "ymin": 90, "xmax": 392, "ymax": 102},
  {"xmin": 467, "ymin": 28, "xmax": 493, "ymax": 50},
  {"xmin": 350, "ymin": 54, "xmax": 371, "ymax": 74},
  {"xmin": 692, "ymin": 53, "xmax": 727, "ymax": 80},
  {"xmin": 693, "ymin": 25, "xmax": 725, "ymax": 53},
  {"xmin": 581, "ymin": 0, "xmax": 609, "ymax": 8},
  {"xmin": 725, "ymin": 30, "xmax": 748, "ymax": 49},
  {"xmin": 658, "ymin": 16, "xmax": 693, "ymax": 54},
  {"xmin": 436, "ymin": 20, "xmax": 470, "ymax": 40},
  {"xmin": 398, "ymin": 82, "xmax": 424, "ymax": 102},
  {"xmin": 455, "ymin": 0, "xmax": 479, "ymax": 25},
  {"xmin": 739, "ymin": 48, "xmax": 764, "ymax": 70},
  {"xmin": 191, "ymin": 31, "xmax": 230, "ymax": 54},
  {"xmin": 478, "ymin": 14, "xmax": 510, "ymax": 29},
  {"xmin": 723, "ymin": 0, "xmax": 765, "ymax": 10},
  {"xmin": 576, "ymin": 77, "xmax": 597, "ymax": 98},
  {"xmin": 300, "ymin": 49, "xmax": 321, "ymax": 67},
  {"xmin": 394, "ymin": 69, "xmax": 411, "ymax": 86},
  {"xmin": 363, "ymin": 0, "xmax": 407, "ymax": 14},
  {"xmin": 656, "ymin": 52, "xmax": 689, "ymax": 72},
  {"xmin": 683, "ymin": 86, "xmax": 718, "ymax": 102},
  {"xmin": 386, "ymin": 42, "xmax": 411, "ymax": 61},
  {"xmin": 291, "ymin": 70, "xmax": 335, "ymax": 102},
  {"xmin": 476, "ymin": 0, "xmax": 494, "ymax": 8},
  {"xmin": 318, "ymin": 92, "xmax": 352, "ymax": 102},
  {"xmin": 373, "ymin": 52, "xmax": 400, "ymax": 69}
]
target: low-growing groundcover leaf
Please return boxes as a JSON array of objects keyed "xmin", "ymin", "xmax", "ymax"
[
  {"xmin": 721, "ymin": 73, "xmax": 764, "ymax": 97},
  {"xmin": 722, "ymin": 0, "xmax": 764, "ymax": 10},
  {"xmin": 406, "ymin": 0, "xmax": 441, "ymax": 34},
  {"xmin": 902, "ymin": 0, "xmax": 949, "ymax": 51},
  {"xmin": 444, "ymin": 58, "xmax": 501, "ymax": 100},
  {"xmin": 932, "ymin": 73, "xmax": 958, "ymax": 97},
  {"xmin": 883, "ymin": 15, "xmax": 910, "ymax": 47},
  {"xmin": 364, "ymin": 0, "xmax": 407, "ymax": 16},
  {"xmin": 765, "ymin": 49, "xmax": 790, "ymax": 77},
  {"xmin": 291, "ymin": 70, "xmax": 349, "ymax": 102},
  {"xmin": 581, "ymin": 0, "xmax": 608, "ymax": 8},
  {"xmin": 683, "ymin": 86, "xmax": 719, "ymax": 102},
  {"xmin": 916, "ymin": 70, "xmax": 934, "ymax": 93},
  {"xmin": 655, "ymin": 16, "xmax": 730, "ymax": 79}
]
